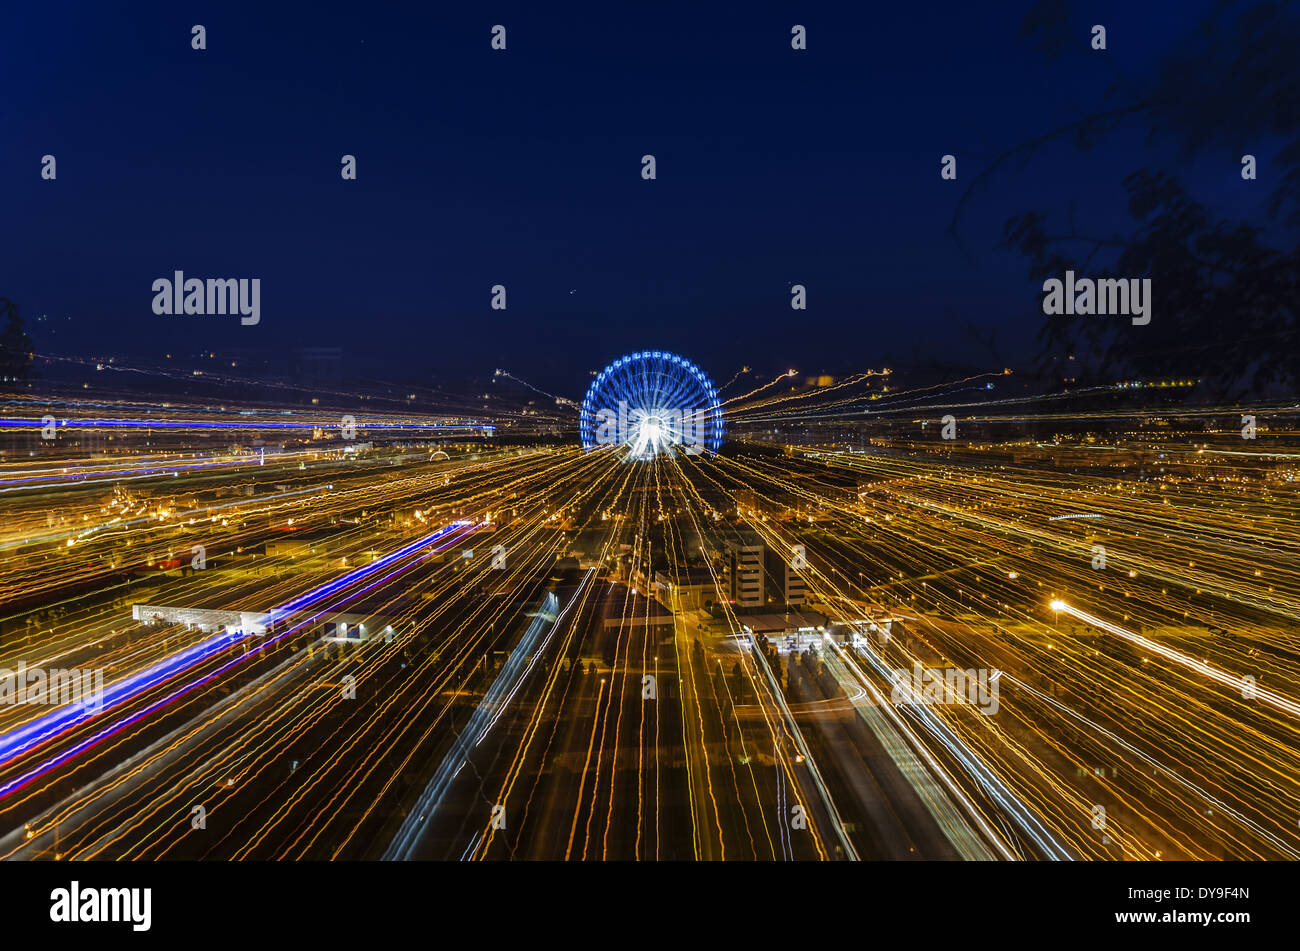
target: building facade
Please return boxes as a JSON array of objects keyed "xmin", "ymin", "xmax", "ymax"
[{"xmin": 726, "ymin": 539, "xmax": 765, "ymax": 607}]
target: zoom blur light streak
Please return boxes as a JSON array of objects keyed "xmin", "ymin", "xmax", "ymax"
[
  {"xmin": 1050, "ymin": 600, "xmax": 1300, "ymax": 718},
  {"xmin": 0, "ymin": 520, "xmax": 478, "ymax": 797}
]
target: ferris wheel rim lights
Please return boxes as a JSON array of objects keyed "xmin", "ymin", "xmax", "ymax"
[{"xmin": 579, "ymin": 350, "xmax": 725, "ymax": 458}]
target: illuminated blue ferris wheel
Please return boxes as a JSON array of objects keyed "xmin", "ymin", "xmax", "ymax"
[{"xmin": 579, "ymin": 350, "xmax": 725, "ymax": 459}]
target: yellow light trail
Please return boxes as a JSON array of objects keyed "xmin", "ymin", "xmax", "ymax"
[{"xmin": 1049, "ymin": 600, "xmax": 1300, "ymax": 720}]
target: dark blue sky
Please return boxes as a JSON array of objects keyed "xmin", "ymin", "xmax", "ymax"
[{"xmin": 2, "ymin": 0, "xmax": 1267, "ymax": 393}]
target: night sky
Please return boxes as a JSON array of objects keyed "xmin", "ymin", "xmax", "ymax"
[{"xmin": 1, "ymin": 0, "xmax": 1269, "ymax": 393}]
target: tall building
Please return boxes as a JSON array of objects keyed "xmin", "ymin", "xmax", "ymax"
[
  {"xmin": 726, "ymin": 538, "xmax": 765, "ymax": 607},
  {"xmin": 765, "ymin": 547, "xmax": 807, "ymax": 606}
]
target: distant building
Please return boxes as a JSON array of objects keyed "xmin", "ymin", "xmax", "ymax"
[
  {"xmin": 131, "ymin": 602, "xmax": 388, "ymax": 642},
  {"xmin": 293, "ymin": 347, "xmax": 343, "ymax": 390},
  {"xmin": 568, "ymin": 529, "xmax": 609, "ymax": 570},
  {"xmin": 599, "ymin": 585, "xmax": 675, "ymax": 631},
  {"xmin": 653, "ymin": 566, "xmax": 717, "ymax": 613}
]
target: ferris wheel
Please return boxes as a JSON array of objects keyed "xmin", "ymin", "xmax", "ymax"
[{"xmin": 579, "ymin": 350, "xmax": 725, "ymax": 459}]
